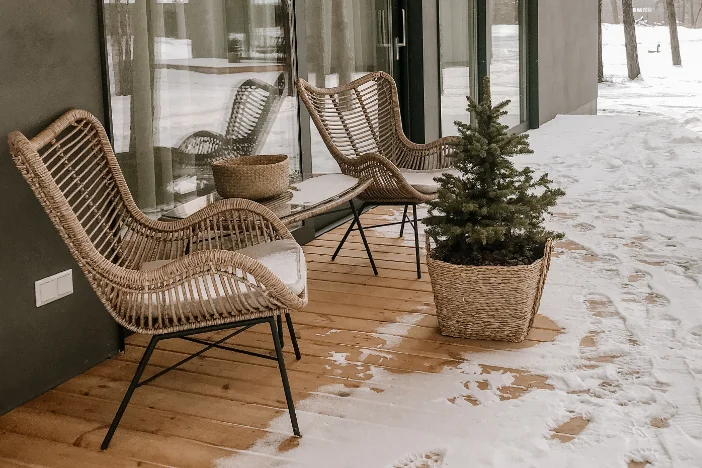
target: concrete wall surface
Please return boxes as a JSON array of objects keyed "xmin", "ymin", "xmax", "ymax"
[
  {"xmin": 0, "ymin": 1, "xmax": 121, "ymax": 415},
  {"xmin": 538, "ymin": 0, "xmax": 599, "ymax": 125}
]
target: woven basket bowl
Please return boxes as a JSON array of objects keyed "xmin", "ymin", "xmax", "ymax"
[
  {"xmin": 426, "ymin": 239, "xmax": 553, "ymax": 343},
  {"xmin": 212, "ymin": 155, "xmax": 289, "ymax": 200}
]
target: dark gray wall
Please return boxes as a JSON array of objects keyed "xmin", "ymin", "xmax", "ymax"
[
  {"xmin": 0, "ymin": 0, "xmax": 121, "ymax": 415},
  {"xmin": 538, "ymin": 0, "xmax": 599, "ymax": 124}
]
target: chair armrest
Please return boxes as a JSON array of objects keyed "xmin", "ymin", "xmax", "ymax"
[
  {"xmin": 339, "ymin": 152, "xmax": 419, "ymax": 197},
  {"xmin": 94, "ymin": 248, "xmax": 306, "ymax": 334},
  {"xmin": 392, "ymin": 136, "xmax": 460, "ymax": 171},
  {"xmin": 116, "ymin": 198, "xmax": 293, "ymax": 267}
]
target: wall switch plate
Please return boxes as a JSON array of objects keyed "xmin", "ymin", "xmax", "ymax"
[{"xmin": 35, "ymin": 269, "xmax": 73, "ymax": 307}]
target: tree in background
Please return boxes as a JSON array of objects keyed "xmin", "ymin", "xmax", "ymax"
[
  {"xmin": 666, "ymin": 0, "xmax": 683, "ymax": 65},
  {"xmin": 611, "ymin": 0, "xmax": 621, "ymax": 23},
  {"xmin": 599, "ymin": 0, "xmax": 605, "ymax": 83},
  {"xmin": 622, "ymin": 0, "xmax": 641, "ymax": 79}
]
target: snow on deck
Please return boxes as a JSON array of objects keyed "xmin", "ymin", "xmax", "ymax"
[{"xmin": 216, "ymin": 114, "xmax": 702, "ymax": 468}]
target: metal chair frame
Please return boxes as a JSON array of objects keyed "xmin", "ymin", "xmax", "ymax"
[{"xmin": 101, "ymin": 313, "xmax": 301, "ymax": 450}]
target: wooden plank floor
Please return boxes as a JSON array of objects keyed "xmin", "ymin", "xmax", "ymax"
[{"xmin": 0, "ymin": 207, "xmax": 570, "ymax": 468}]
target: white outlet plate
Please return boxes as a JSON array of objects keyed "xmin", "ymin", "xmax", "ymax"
[{"xmin": 35, "ymin": 269, "xmax": 73, "ymax": 307}]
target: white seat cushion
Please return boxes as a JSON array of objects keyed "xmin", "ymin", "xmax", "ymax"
[
  {"xmin": 399, "ymin": 168, "xmax": 460, "ymax": 195},
  {"xmin": 236, "ymin": 239, "xmax": 306, "ymax": 296},
  {"xmin": 140, "ymin": 239, "xmax": 306, "ymax": 299}
]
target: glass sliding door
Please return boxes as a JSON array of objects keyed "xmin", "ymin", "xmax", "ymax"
[
  {"xmin": 439, "ymin": 0, "xmax": 477, "ymax": 137},
  {"xmin": 102, "ymin": 0, "xmax": 299, "ymax": 216},
  {"xmin": 487, "ymin": 0, "xmax": 525, "ymax": 127},
  {"xmin": 303, "ymin": 0, "xmax": 397, "ymax": 173}
]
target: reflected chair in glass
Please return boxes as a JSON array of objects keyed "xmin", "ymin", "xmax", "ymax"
[
  {"xmin": 8, "ymin": 109, "xmax": 305, "ymax": 449},
  {"xmin": 177, "ymin": 73, "xmax": 287, "ymax": 193},
  {"xmin": 297, "ymin": 72, "xmax": 460, "ymax": 278}
]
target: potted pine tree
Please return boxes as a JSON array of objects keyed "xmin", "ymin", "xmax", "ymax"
[{"xmin": 424, "ymin": 77, "xmax": 565, "ymax": 342}]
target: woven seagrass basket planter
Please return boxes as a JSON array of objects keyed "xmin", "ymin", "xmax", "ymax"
[
  {"xmin": 212, "ymin": 154, "xmax": 289, "ymax": 200},
  {"xmin": 426, "ymin": 238, "xmax": 553, "ymax": 343}
]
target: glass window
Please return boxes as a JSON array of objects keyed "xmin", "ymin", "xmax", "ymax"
[
  {"xmin": 487, "ymin": 0, "xmax": 524, "ymax": 127},
  {"xmin": 439, "ymin": 0, "xmax": 477, "ymax": 137},
  {"xmin": 103, "ymin": 0, "xmax": 299, "ymax": 217},
  {"xmin": 304, "ymin": 0, "xmax": 396, "ymax": 174}
]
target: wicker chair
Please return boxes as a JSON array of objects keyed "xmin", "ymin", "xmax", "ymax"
[
  {"xmin": 177, "ymin": 73, "xmax": 286, "ymax": 194},
  {"xmin": 297, "ymin": 72, "xmax": 460, "ymax": 278},
  {"xmin": 8, "ymin": 109, "xmax": 305, "ymax": 449}
]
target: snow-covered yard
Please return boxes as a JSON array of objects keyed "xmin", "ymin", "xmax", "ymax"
[
  {"xmin": 213, "ymin": 25, "xmax": 702, "ymax": 468},
  {"xmin": 599, "ymin": 23, "xmax": 702, "ymax": 135}
]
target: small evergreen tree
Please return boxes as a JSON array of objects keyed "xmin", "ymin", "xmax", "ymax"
[{"xmin": 425, "ymin": 77, "xmax": 565, "ymax": 267}]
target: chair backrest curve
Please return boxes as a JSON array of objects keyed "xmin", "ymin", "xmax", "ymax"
[
  {"xmin": 225, "ymin": 73, "xmax": 286, "ymax": 154},
  {"xmin": 8, "ymin": 109, "xmax": 153, "ymax": 270},
  {"xmin": 297, "ymin": 72, "xmax": 402, "ymax": 163}
]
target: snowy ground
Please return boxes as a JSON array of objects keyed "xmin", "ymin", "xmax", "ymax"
[
  {"xmin": 599, "ymin": 24, "xmax": 702, "ymax": 135},
  {"xmin": 214, "ymin": 25, "xmax": 702, "ymax": 468},
  {"xmin": 215, "ymin": 114, "xmax": 702, "ymax": 468}
]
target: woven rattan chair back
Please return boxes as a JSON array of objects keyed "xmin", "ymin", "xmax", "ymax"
[
  {"xmin": 297, "ymin": 72, "xmax": 399, "ymax": 163},
  {"xmin": 224, "ymin": 73, "xmax": 285, "ymax": 152},
  {"xmin": 8, "ymin": 110, "xmax": 153, "ymax": 270}
]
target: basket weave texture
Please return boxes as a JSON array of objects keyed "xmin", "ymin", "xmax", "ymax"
[
  {"xmin": 426, "ymin": 238, "xmax": 553, "ymax": 342},
  {"xmin": 212, "ymin": 155, "xmax": 289, "ymax": 200}
]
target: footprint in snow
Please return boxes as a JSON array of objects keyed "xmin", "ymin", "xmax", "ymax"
[{"xmin": 388, "ymin": 449, "xmax": 446, "ymax": 468}]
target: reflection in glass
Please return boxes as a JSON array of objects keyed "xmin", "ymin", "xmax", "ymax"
[
  {"xmin": 305, "ymin": 0, "xmax": 395, "ymax": 173},
  {"xmin": 103, "ymin": 0, "xmax": 299, "ymax": 216},
  {"xmin": 439, "ymin": 0, "xmax": 476, "ymax": 137},
  {"xmin": 488, "ymin": 0, "xmax": 523, "ymax": 127}
]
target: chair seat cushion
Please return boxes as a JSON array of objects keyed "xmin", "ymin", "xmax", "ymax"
[
  {"xmin": 236, "ymin": 239, "xmax": 306, "ymax": 296},
  {"xmin": 399, "ymin": 168, "xmax": 460, "ymax": 195},
  {"xmin": 140, "ymin": 239, "xmax": 306, "ymax": 298}
]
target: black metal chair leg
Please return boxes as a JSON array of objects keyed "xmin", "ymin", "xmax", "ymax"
[
  {"xmin": 285, "ymin": 313, "xmax": 302, "ymax": 360},
  {"xmin": 399, "ymin": 204, "xmax": 409, "ymax": 237},
  {"xmin": 350, "ymin": 202, "xmax": 378, "ymax": 275},
  {"xmin": 277, "ymin": 314, "xmax": 284, "ymax": 349},
  {"xmin": 332, "ymin": 203, "xmax": 358, "ymax": 261},
  {"xmin": 412, "ymin": 204, "xmax": 421, "ymax": 279},
  {"xmin": 101, "ymin": 336, "xmax": 159, "ymax": 450},
  {"xmin": 269, "ymin": 317, "xmax": 301, "ymax": 437}
]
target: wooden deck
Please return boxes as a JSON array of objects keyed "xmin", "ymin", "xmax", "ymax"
[{"xmin": 0, "ymin": 208, "xmax": 568, "ymax": 468}]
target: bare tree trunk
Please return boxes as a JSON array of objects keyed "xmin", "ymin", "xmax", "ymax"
[
  {"xmin": 666, "ymin": 0, "xmax": 683, "ymax": 65},
  {"xmin": 599, "ymin": 0, "xmax": 605, "ymax": 82},
  {"xmin": 622, "ymin": 0, "xmax": 641, "ymax": 79},
  {"xmin": 610, "ymin": 0, "xmax": 621, "ymax": 23},
  {"xmin": 692, "ymin": 0, "xmax": 696, "ymax": 26}
]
